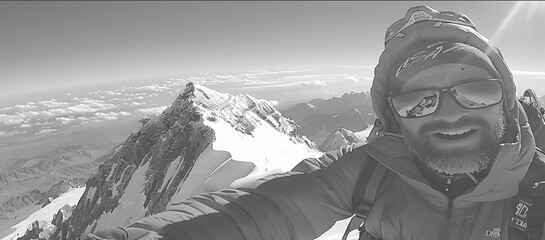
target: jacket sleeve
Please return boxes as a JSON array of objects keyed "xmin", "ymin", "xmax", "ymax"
[{"xmin": 127, "ymin": 146, "xmax": 369, "ymax": 240}]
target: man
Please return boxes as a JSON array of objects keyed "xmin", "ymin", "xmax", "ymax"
[{"xmin": 94, "ymin": 6, "xmax": 542, "ymax": 240}]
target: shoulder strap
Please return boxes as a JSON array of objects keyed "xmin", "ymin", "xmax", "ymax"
[
  {"xmin": 519, "ymin": 89, "xmax": 545, "ymax": 152},
  {"xmin": 508, "ymin": 149, "xmax": 545, "ymax": 240},
  {"xmin": 342, "ymin": 156, "xmax": 392, "ymax": 240}
]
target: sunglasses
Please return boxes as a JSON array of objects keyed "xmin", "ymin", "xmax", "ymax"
[{"xmin": 389, "ymin": 80, "xmax": 503, "ymax": 118}]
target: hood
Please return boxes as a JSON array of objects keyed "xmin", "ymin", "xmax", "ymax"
[
  {"xmin": 370, "ymin": 6, "xmax": 525, "ymax": 135},
  {"xmin": 368, "ymin": 6, "xmax": 536, "ymax": 202}
]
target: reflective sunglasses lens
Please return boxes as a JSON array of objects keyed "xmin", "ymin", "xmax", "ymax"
[
  {"xmin": 392, "ymin": 90, "xmax": 439, "ymax": 118},
  {"xmin": 452, "ymin": 81, "xmax": 502, "ymax": 108}
]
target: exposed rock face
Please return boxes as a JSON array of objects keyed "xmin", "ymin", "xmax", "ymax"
[
  {"xmin": 319, "ymin": 128, "xmax": 363, "ymax": 152},
  {"xmin": 27, "ymin": 82, "xmax": 321, "ymax": 240}
]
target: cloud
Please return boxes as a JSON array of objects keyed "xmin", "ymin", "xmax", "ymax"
[
  {"xmin": 245, "ymin": 69, "xmax": 302, "ymax": 77},
  {"xmin": 56, "ymin": 117, "xmax": 75, "ymax": 124},
  {"xmin": 343, "ymin": 76, "xmax": 359, "ymax": 83},
  {"xmin": 38, "ymin": 99, "xmax": 69, "ymax": 108},
  {"xmin": 137, "ymin": 106, "xmax": 168, "ymax": 115},
  {"xmin": 104, "ymin": 90, "xmax": 123, "ymax": 96},
  {"xmin": 125, "ymin": 102, "xmax": 146, "ymax": 106},
  {"xmin": 25, "ymin": 97, "xmax": 119, "ymax": 120},
  {"xmin": 119, "ymin": 111, "xmax": 131, "ymax": 116},
  {"xmin": 107, "ymin": 97, "xmax": 133, "ymax": 102},
  {"xmin": 36, "ymin": 128, "xmax": 58, "ymax": 135},
  {"xmin": 65, "ymin": 102, "xmax": 116, "ymax": 114},
  {"xmin": 0, "ymin": 130, "xmax": 26, "ymax": 137},
  {"xmin": 22, "ymin": 111, "xmax": 41, "ymax": 118},
  {"xmin": 300, "ymin": 80, "xmax": 327, "ymax": 87},
  {"xmin": 123, "ymin": 93, "xmax": 149, "ymax": 97},
  {"xmin": 133, "ymin": 85, "xmax": 169, "ymax": 92},
  {"xmin": 268, "ymin": 100, "xmax": 279, "ymax": 106},
  {"xmin": 164, "ymin": 79, "xmax": 185, "ymax": 87},
  {"xmin": 14, "ymin": 103, "xmax": 37, "ymax": 110},
  {"xmin": 0, "ymin": 114, "xmax": 25, "ymax": 125},
  {"xmin": 94, "ymin": 112, "xmax": 119, "ymax": 121},
  {"xmin": 238, "ymin": 79, "xmax": 329, "ymax": 90},
  {"xmin": 41, "ymin": 108, "xmax": 70, "ymax": 117},
  {"xmin": 20, "ymin": 124, "xmax": 32, "ymax": 128},
  {"xmin": 90, "ymin": 90, "xmax": 123, "ymax": 96},
  {"xmin": 214, "ymin": 75, "xmax": 235, "ymax": 80},
  {"xmin": 76, "ymin": 117, "xmax": 90, "ymax": 125}
]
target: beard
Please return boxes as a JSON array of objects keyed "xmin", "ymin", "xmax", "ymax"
[{"xmin": 400, "ymin": 109, "xmax": 506, "ymax": 175}]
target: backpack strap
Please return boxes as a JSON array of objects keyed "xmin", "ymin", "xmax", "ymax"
[
  {"xmin": 508, "ymin": 149, "xmax": 545, "ymax": 240},
  {"xmin": 519, "ymin": 89, "xmax": 545, "ymax": 152},
  {"xmin": 341, "ymin": 156, "xmax": 392, "ymax": 240}
]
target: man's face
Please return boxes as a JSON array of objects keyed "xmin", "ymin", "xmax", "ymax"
[{"xmin": 395, "ymin": 63, "xmax": 506, "ymax": 175}]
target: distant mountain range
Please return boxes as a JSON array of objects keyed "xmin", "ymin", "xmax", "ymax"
[
  {"xmin": 280, "ymin": 91, "xmax": 375, "ymax": 146},
  {"xmin": 0, "ymin": 143, "xmax": 115, "ymax": 239}
]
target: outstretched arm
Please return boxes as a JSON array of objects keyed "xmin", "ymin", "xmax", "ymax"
[{"xmin": 96, "ymin": 146, "xmax": 368, "ymax": 240}]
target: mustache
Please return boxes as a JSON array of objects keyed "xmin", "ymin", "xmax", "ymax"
[{"xmin": 420, "ymin": 116, "xmax": 489, "ymax": 135}]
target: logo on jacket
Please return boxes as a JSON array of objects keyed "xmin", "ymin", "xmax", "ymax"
[{"xmin": 485, "ymin": 228, "xmax": 501, "ymax": 238}]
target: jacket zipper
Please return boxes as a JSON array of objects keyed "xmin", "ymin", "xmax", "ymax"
[
  {"xmin": 442, "ymin": 148, "xmax": 506, "ymax": 240},
  {"xmin": 443, "ymin": 198, "xmax": 454, "ymax": 240}
]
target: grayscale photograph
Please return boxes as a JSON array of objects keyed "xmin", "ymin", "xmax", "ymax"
[{"xmin": 0, "ymin": 1, "xmax": 544, "ymax": 240}]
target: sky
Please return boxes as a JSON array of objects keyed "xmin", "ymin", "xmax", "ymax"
[{"xmin": 1, "ymin": 1, "xmax": 544, "ymax": 97}]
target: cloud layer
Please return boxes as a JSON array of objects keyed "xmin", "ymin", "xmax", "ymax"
[{"xmin": 2, "ymin": 66, "xmax": 541, "ymax": 141}]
